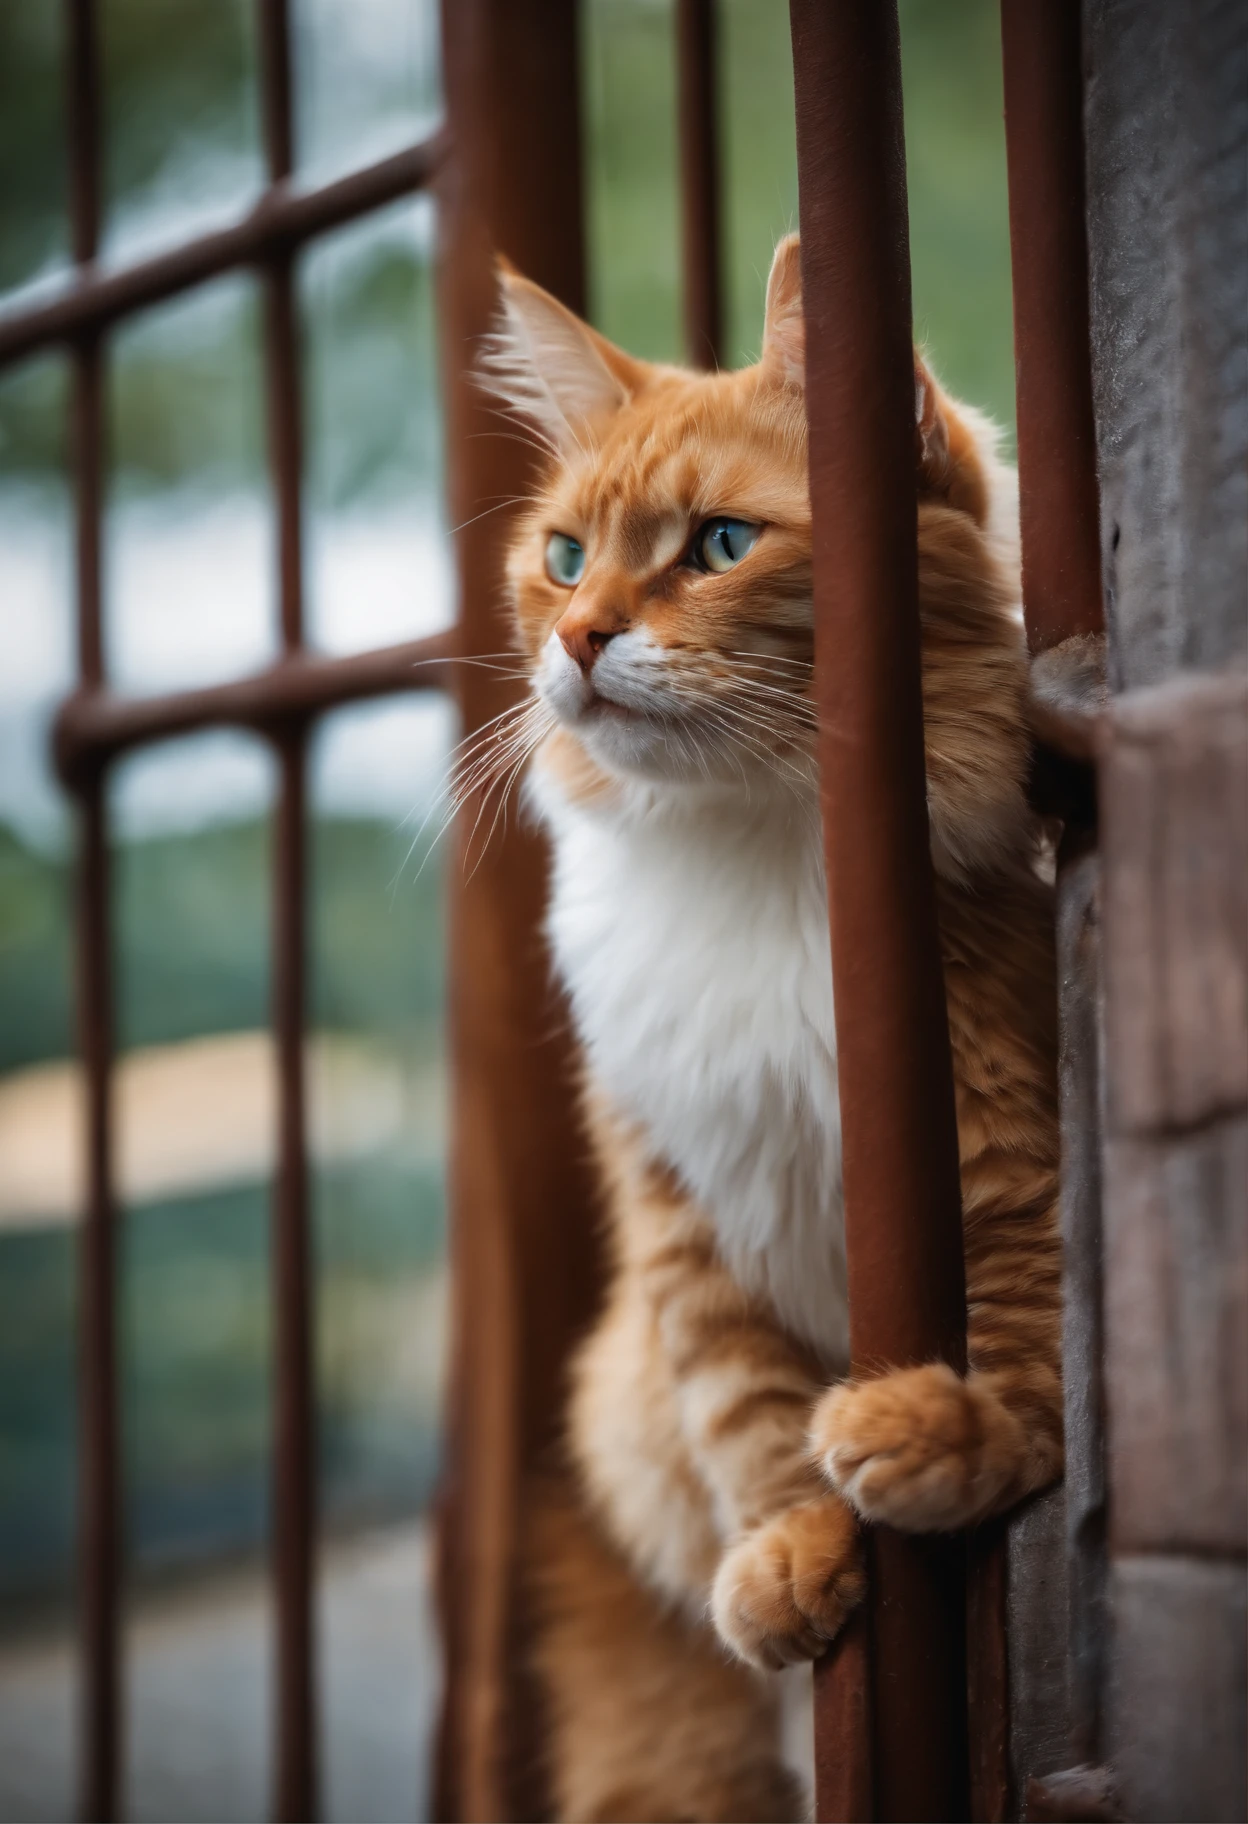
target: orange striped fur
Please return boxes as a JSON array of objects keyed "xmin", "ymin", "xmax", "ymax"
[{"xmin": 481, "ymin": 237, "xmax": 1062, "ymax": 1821}]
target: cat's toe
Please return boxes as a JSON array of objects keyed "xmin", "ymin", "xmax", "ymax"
[
  {"xmin": 711, "ymin": 1495, "xmax": 865, "ymax": 1672},
  {"xmin": 812, "ymin": 1364, "xmax": 1027, "ymax": 1530}
]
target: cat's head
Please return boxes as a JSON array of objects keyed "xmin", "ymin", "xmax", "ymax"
[{"xmin": 482, "ymin": 235, "xmax": 1030, "ymax": 877}]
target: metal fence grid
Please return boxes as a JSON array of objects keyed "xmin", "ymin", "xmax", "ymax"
[{"xmin": 1, "ymin": 1, "xmax": 448, "ymax": 1815}]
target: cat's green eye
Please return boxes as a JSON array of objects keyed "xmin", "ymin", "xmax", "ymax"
[
  {"xmin": 546, "ymin": 532, "xmax": 586, "ymax": 587},
  {"xmin": 692, "ymin": 517, "xmax": 760, "ymax": 575}
]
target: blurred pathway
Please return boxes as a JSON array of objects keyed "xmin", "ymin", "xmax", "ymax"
[
  {"xmin": 0, "ymin": 1031, "xmax": 445, "ymax": 1230},
  {"xmin": 0, "ymin": 1522, "xmax": 439, "ymax": 1824}
]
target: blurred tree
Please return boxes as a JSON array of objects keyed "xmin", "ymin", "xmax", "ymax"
[
  {"xmin": 0, "ymin": 6, "xmax": 69, "ymax": 295},
  {"xmin": 98, "ymin": 0, "xmax": 259, "ymax": 240}
]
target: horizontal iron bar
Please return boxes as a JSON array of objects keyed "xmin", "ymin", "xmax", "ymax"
[
  {"xmin": 52, "ymin": 627, "xmax": 459, "ymax": 784},
  {"xmin": 0, "ymin": 131, "xmax": 448, "ymax": 369}
]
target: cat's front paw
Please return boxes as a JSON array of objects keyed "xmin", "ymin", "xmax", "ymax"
[
  {"xmin": 811, "ymin": 1363, "xmax": 1028, "ymax": 1530},
  {"xmin": 710, "ymin": 1495, "xmax": 865, "ymax": 1672}
]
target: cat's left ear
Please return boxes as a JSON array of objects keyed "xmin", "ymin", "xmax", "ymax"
[
  {"xmin": 914, "ymin": 352, "xmax": 989, "ymax": 520},
  {"xmin": 479, "ymin": 261, "xmax": 642, "ymax": 454},
  {"xmin": 914, "ymin": 355, "xmax": 952, "ymax": 490},
  {"xmin": 761, "ymin": 234, "xmax": 805, "ymax": 388}
]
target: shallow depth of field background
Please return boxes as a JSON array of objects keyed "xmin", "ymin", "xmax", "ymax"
[{"xmin": 0, "ymin": 2, "xmax": 1012, "ymax": 1817}]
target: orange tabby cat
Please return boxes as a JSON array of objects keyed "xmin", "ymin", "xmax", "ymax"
[{"xmin": 478, "ymin": 236, "xmax": 1062, "ymax": 1822}]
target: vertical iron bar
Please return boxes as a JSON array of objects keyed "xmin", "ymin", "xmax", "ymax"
[
  {"xmin": 676, "ymin": 0, "xmax": 724, "ymax": 368},
  {"xmin": 67, "ymin": 1, "xmax": 119, "ymax": 1818},
  {"xmin": 1000, "ymin": 2, "xmax": 1106, "ymax": 1791},
  {"xmin": 257, "ymin": 0, "xmax": 295, "ymax": 184},
  {"xmin": 67, "ymin": 0, "xmax": 100, "ymax": 272},
  {"xmin": 266, "ymin": 257, "xmax": 304, "ymax": 651},
  {"xmin": 256, "ymin": 0, "xmax": 316, "ymax": 1817},
  {"xmin": 1000, "ymin": 0, "xmax": 1103, "ymax": 656},
  {"xmin": 270, "ymin": 726, "xmax": 315, "ymax": 1824},
  {"xmin": 433, "ymin": 1, "xmax": 601, "ymax": 1817},
  {"xmin": 77, "ymin": 769, "xmax": 118, "ymax": 1824},
  {"xmin": 788, "ymin": 3, "xmax": 970, "ymax": 1820}
]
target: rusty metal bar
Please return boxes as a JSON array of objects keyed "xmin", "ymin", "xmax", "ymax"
[
  {"xmin": 270, "ymin": 727, "xmax": 316, "ymax": 1824},
  {"xmin": 1001, "ymin": 5, "xmax": 1105, "ymax": 1803},
  {"xmin": 51, "ymin": 632, "xmax": 456, "ymax": 783},
  {"xmin": 67, "ymin": 0, "xmax": 99, "ymax": 273},
  {"xmin": 66, "ymin": 0, "xmax": 122, "ymax": 1817},
  {"xmin": 265, "ymin": 258, "xmax": 303, "ymax": 649},
  {"xmin": 676, "ymin": 0, "xmax": 724, "ymax": 368},
  {"xmin": 257, "ymin": 0, "xmax": 295, "ymax": 181},
  {"xmin": 1000, "ymin": 0, "xmax": 1103, "ymax": 656},
  {"xmin": 77, "ymin": 774, "xmax": 119, "ymax": 1824},
  {"xmin": 433, "ymin": 1, "xmax": 604, "ymax": 1818},
  {"xmin": 788, "ymin": 3, "xmax": 970, "ymax": 1819},
  {"xmin": 255, "ymin": 1, "xmax": 317, "ymax": 1815},
  {"xmin": 0, "ymin": 136, "xmax": 446, "ymax": 371}
]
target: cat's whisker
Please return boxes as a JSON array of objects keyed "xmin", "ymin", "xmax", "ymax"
[
  {"xmin": 451, "ymin": 717, "xmax": 545, "ymax": 812},
  {"xmin": 390, "ymin": 697, "xmax": 544, "ymax": 887},
  {"xmin": 390, "ymin": 709, "xmax": 530, "ymax": 888},
  {"xmin": 460, "ymin": 707, "xmax": 554, "ymax": 879},
  {"xmin": 474, "ymin": 414, "xmax": 559, "ymax": 463},
  {"xmin": 451, "ymin": 691, "xmax": 543, "ymax": 761},
  {"xmin": 451, "ymin": 719, "xmax": 541, "ymax": 789},
  {"xmin": 447, "ymin": 495, "xmax": 534, "ymax": 537},
  {"xmin": 712, "ymin": 665, "xmax": 818, "ymax": 708},
  {"xmin": 669, "ymin": 680, "xmax": 814, "ymax": 749},
  {"xmin": 724, "ymin": 648, "xmax": 816, "ymax": 674},
  {"xmin": 466, "ymin": 725, "xmax": 550, "ymax": 881},
  {"xmin": 413, "ymin": 654, "xmax": 534, "ymax": 683},
  {"xmin": 451, "ymin": 695, "xmax": 547, "ymax": 792},
  {"xmin": 675, "ymin": 696, "xmax": 812, "ymax": 790},
  {"xmin": 698, "ymin": 706, "xmax": 816, "ymax": 791},
  {"xmin": 719, "ymin": 682, "xmax": 818, "ymax": 721}
]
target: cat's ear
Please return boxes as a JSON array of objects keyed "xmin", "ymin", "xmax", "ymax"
[
  {"xmin": 479, "ymin": 262, "xmax": 638, "ymax": 454},
  {"xmin": 914, "ymin": 351, "xmax": 989, "ymax": 521},
  {"xmin": 761, "ymin": 234, "xmax": 805, "ymax": 388},
  {"xmin": 914, "ymin": 354, "xmax": 952, "ymax": 489}
]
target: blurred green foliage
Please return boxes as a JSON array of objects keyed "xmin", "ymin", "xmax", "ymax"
[
  {"xmin": 106, "ymin": 278, "xmax": 268, "ymax": 499},
  {"xmin": 0, "ymin": 816, "xmax": 444, "ymax": 1073},
  {"xmin": 0, "ymin": 1169, "xmax": 444, "ymax": 1605},
  {"xmin": 584, "ymin": 0, "xmax": 1015, "ymax": 434},
  {"xmin": 900, "ymin": 0, "xmax": 1014, "ymax": 439},
  {"xmin": 98, "ymin": 0, "xmax": 260, "ymax": 235},
  {"xmin": 0, "ymin": 825, "xmax": 73, "ymax": 1076},
  {"xmin": 0, "ymin": 1223, "xmax": 76, "ymax": 1606},
  {"xmin": 0, "ymin": 6, "xmax": 69, "ymax": 294},
  {"xmin": 302, "ymin": 202, "xmax": 442, "ymax": 511}
]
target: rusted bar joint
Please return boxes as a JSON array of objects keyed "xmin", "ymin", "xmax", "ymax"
[
  {"xmin": 0, "ymin": 132, "xmax": 448, "ymax": 370},
  {"xmin": 51, "ymin": 630, "xmax": 458, "ymax": 786}
]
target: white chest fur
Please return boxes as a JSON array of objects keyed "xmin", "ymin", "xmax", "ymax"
[{"xmin": 533, "ymin": 766, "xmax": 850, "ymax": 1368}]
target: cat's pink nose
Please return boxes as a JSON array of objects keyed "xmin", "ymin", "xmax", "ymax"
[{"xmin": 556, "ymin": 614, "xmax": 617, "ymax": 675}]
